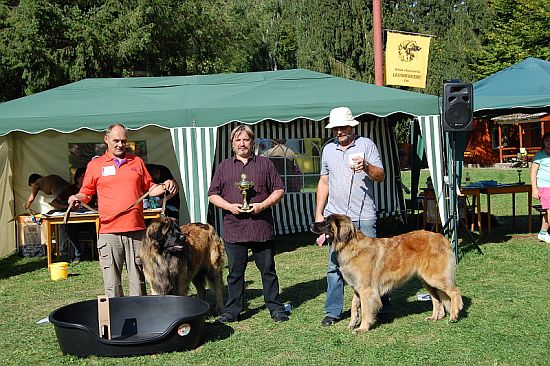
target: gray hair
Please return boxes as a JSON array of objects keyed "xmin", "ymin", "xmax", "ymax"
[
  {"xmin": 105, "ymin": 123, "xmax": 128, "ymax": 136},
  {"xmin": 230, "ymin": 125, "xmax": 255, "ymax": 143}
]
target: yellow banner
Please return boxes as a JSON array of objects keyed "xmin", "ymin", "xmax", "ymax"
[{"xmin": 385, "ymin": 31, "xmax": 431, "ymax": 88}]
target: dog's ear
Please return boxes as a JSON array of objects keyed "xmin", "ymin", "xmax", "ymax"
[
  {"xmin": 146, "ymin": 221, "xmax": 166, "ymax": 244},
  {"xmin": 332, "ymin": 215, "xmax": 356, "ymax": 244}
]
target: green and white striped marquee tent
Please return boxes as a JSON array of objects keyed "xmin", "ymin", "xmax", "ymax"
[{"xmin": 0, "ymin": 69, "xmax": 446, "ymax": 255}]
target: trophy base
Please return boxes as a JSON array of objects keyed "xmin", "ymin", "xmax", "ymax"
[{"xmin": 239, "ymin": 205, "xmax": 253, "ymax": 212}]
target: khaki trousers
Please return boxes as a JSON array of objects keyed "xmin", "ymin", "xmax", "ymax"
[{"xmin": 97, "ymin": 231, "xmax": 146, "ymax": 297}]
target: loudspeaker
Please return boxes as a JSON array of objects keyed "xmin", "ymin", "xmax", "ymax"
[{"xmin": 442, "ymin": 82, "xmax": 473, "ymax": 132}]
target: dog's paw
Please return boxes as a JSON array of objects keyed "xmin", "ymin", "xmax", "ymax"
[
  {"xmin": 352, "ymin": 327, "xmax": 370, "ymax": 335},
  {"xmin": 449, "ymin": 314, "xmax": 460, "ymax": 322},
  {"xmin": 347, "ymin": 320, "xmax": 359, "ymax": 330}
]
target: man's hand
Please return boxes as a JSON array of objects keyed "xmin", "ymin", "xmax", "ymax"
[
  {"xmin": 352, "ymin": 156, "xmax": 367, "ymax": 173},
  {"xmin": 248, "ymin": 202, "xmax": 266, "ymax": 215},
  {"xmin": 228, "ymin": 203, "xmax": 243, "ymax": 215},
  {"xmin": 68, "ymin": 195, "xmax": 81, "ymax": 209},
  {"xmin": 162, "ymin": 179, "xmax": 178, "ymax": 194}
]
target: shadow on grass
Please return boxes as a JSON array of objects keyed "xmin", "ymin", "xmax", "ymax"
[
  {"xmin": 386, "ymin": 277, "xmax": 471, "ymax": 322},
  {"xmin": 201, "ymin": 277, "xmax": 326, "ymax": 322},
  {"xmin": 273, "ymin": 231, "xmax": 317, "ymax": 255},
  {"xmin": 0, "ymin": 252, "xmax": 46, "ymax": 280},
  {"xmin": 203, "ymin": 274, "xmax": 471, "ymax": 330},
  {"xmin": 322, "ymin": 277, "xmax": 472, "ymax": 328},
  {"xmin": 280, "ymin": 277, "xmax": 326, "ymax": 310},
  {"xmin": 202, "ymin": 322, "xmax": 235, "ymax": 343}
]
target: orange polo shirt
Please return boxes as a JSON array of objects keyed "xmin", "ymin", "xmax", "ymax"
[{"xmin": 80, "ymin": 152, "xmax": 154, "ymax": 234}]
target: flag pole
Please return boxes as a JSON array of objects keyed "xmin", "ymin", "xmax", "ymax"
[{"xmin": 373, "ymin": 0, "xmax": 383, "ymax": 86}]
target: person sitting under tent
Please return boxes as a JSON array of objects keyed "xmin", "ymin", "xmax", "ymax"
[
  {"xmin": 25, "ymin": 174, "xmax": 70, "ymax": 211},
  {"xmin": 146, "ymin": 164, "xmax": 180, "ymax": 220},
  {"xmin": 51, "ymin": 168, "xmax": 96, "ymax": 263}
]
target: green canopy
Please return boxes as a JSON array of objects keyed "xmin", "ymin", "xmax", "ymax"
[
  {"xmin": 0, "ymin": 69, "xmax": 438, "ymax": 135},
  {"xmin": 0, "ymin": 69, "xmax": 443, "ymax": 258},
  {"xmin": 474, "ymin": 57, "xmax": 550, "ymax": 116}
]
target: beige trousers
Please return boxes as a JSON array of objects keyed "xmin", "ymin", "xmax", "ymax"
[{"xmin": 97, "ymin": 231, "xmax": 146, "ymax": 297}]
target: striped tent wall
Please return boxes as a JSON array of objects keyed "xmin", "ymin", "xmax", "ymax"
[
  {"xmin": 418, "ymin": 115, "xmax": 449, "ymax": 226},
  {"xmin": 209, "ymin": 117, "xmax": 404, "ymax": 235},
  {"xmin": 170, "ymin": 127, "xmax": 218, "ymax": 224}
]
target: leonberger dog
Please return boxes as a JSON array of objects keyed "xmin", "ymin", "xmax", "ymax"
[
  {"xmin": 141, "ymin": 216, "xmax": 225, "ymax": 314},
  {"xmin": 311, "ymin": 214, "xmax": 463, "ymax": 334}
]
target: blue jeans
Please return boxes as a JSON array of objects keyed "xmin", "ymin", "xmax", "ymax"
[
  {"xmin": 325, "ymin": 219, "xmax": 376, "ymax": 318},
  {"xmin": 58, "ymin": 225, "xmax": 82, "ymax": 259}
]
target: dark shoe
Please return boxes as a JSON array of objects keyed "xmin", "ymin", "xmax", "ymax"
[
  {"xmin": 272, "ymin": 312, "xmax": 289, "ymax": 322},
  {"xmin": 214, "ymin": 314, "xmax": 237, "ymax": 324},
  {"xmin": 321, "ymin": 315, "xmax": 339, "ymax": 327}
]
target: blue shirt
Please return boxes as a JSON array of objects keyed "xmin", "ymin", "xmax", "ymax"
[
  {"xmin": 533, "ymin": 150, "xmax": 550, "ymax": 187},
  {"xmin": 320, "ymin": 136, "xmax": 383, "ymax": 221}
]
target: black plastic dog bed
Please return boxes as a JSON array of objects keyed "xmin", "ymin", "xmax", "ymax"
[{"xmin": 49, "ymin": 295, "xmax": 209, "ymax": 357}]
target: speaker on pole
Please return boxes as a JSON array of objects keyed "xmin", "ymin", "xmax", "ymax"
[{"xmin": 442, "ymin": 82, "xmax": 473, "ymax": 132}]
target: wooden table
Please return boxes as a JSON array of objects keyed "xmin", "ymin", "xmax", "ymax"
[
  {"xmin": 459, "ymin": 187, "xmax": 482, "ymax": 235},
  {"xmin": 422, "ymin": 187, "xmax": 482, "ymax": 235},
  {"xmin": 38, "ymin": 209, "xmax": 162, "ymax": 269},
  {"xmin": 479, "ymin": 184, "xmax": 532, "ymax": 237}
]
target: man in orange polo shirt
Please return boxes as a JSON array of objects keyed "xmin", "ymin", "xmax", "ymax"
[{"xmin": 68, "ymin": 123, "xmax": 178, "ymax": 297}]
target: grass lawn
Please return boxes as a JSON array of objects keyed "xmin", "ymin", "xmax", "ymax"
[{"xmin": 1, "ymin": 167, "xmax": 549, "ymax": 365}]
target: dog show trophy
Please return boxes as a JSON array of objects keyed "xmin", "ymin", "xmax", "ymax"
[{"xmin": 235, "ymin": 173, "xmax": 254, "ymax": 212}]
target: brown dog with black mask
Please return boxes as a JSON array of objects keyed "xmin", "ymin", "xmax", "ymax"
[
  {"xmin": 141, "ymin": 216, "xmax": 225, "ymax": 314},
  {"xmin": 311, "ymin": 214, "xmax": 463, "ymax": 333}
]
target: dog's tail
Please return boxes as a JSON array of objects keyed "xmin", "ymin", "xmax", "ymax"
[{"xmin": 207, "ymin": 224, "xmax": 225, "ymax": 269}]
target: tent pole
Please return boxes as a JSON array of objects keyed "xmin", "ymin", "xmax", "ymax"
[
  {"xmin": 410, "ymin": 119, "xmax": 422, "ymax": 228},
  {"xmin": 442, "ymin": 131, "xmax": 483, "ymax": 260}
]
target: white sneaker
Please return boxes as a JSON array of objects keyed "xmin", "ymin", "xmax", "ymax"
[{"xmin": 537, "ymin": 232, "xmax": 550, "ymax": 243}]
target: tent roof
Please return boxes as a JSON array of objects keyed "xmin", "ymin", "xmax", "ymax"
[
  {"xmin": 474, "ymin": 57, "xmax": 550, "ymax": 116},
  {"xmin": 0, "ymin": 69, "xmax": 438, "ymax": 136}
]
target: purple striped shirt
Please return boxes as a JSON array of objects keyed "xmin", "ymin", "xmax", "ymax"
[{"xmin": 208, "ymin": 154, "xmax": 284, "ymax": 243}]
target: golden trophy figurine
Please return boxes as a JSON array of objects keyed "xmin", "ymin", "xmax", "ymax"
[{"xmin": 235, "ymin": 173, "xmax": 254, "ymax": 212}]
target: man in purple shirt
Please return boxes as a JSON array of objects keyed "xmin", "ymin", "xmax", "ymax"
[{"xmin": 208, "ymin": 125, "xmax": 289, "ymax": 323}]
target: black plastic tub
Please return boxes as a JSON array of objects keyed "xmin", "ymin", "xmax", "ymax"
[{"xmin": 49, "ymin": 295, "xmax": 209, "ymax": 357}]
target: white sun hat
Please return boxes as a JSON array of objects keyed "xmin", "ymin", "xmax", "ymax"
[{"xmin": 325, "ymin": 107, "xmax": 359, "ymax": 129}]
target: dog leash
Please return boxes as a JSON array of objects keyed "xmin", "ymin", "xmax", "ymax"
[
  {"xmin": 63, "ymin": 184, "xmax": 168, "ymax": 224},
  {"xmin": 345, "ymin": 171, "xmax": 355, "ymax": 217},
  {"xmin": 4, "ymin": 208, "xmax": 41, "ymax": 224}
]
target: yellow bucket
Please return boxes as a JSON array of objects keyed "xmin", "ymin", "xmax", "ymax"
[{"xmin": 50, "ymin": 262, "xmax": 69, "ymax": 281}]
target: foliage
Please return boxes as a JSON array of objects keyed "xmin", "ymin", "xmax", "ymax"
[
  {"xmin": 470, "ymin": 0, "xmax": 550, "ymax": 79},
  {"xmin": 222, "ymin": 0, "xmax": 296, "ymax": 72},
  {"xmin": 0, "ymin": 0, "xmax": 547, "ymax": 103},
  {"xmin": 0, "ymin": 0, "xmax": 246, "ymax": 100},
  {"xmin": 293, "ymin": 0, "xmax": 375, "ymax": 82}
]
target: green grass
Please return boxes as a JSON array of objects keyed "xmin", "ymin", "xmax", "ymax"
[{"xmin": 1, "ymin": 167, "xmax": 548, "ymax": 365}]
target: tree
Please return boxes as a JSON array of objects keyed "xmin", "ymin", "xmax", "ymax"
[
  {"xmin": 0, "ymin": 0, "xmax": 242, "ymax": 101},
  {"xmin": 0, "ymin": 0, "xmax": 69, "ymax": 97},
  {"xmin": 293, "ymin": 0, "xmax": 375, "ymax": 82},
  {"xmin": 471, "ymin": 0, "xmax": 550, "ymax": 79}
]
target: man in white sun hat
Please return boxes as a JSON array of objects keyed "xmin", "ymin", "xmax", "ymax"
[{"xmin": 314, "ymin": 106, "xmax": 387, "ymax": 327}]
